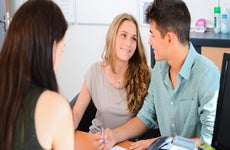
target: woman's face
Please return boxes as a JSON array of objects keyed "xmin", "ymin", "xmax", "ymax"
[
  {"xmin": 53, "ymin": 34, "xmax": 66, "ymax": 71},
  {"xmin": 115, "ymin": 20, "xmax": 137, "ymax": 63}
]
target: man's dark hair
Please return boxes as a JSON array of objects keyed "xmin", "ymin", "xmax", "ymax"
[{"xmin": 146, "ymin": 0, "xmax": 191, "ymax": 45}]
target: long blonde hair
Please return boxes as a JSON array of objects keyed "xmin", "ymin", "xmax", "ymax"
[{"xmin": 102, "ymin": 13, "xmax": 151, "ymax": 113}]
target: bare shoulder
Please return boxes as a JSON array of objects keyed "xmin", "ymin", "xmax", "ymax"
[
  {"xmin": 35, "ymin": 90, "xmax": 74, "ymax": 149},
  {"xmin": 38, "ymin": 90, "xmax": 71, "ymax": 114}
]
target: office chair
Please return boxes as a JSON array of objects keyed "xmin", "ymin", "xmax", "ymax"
[{"xmin": 70, "ymin": 94, "xmax": 97, "ymax": 132}]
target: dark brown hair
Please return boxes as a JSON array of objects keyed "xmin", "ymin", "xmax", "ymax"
[
  {"xmin": 0, "ymin": 0, "xmax": 67, "ymax": 149},
  {"xmin": 146, "ymin": 0, "xmax": 191, "ymax": 45}
]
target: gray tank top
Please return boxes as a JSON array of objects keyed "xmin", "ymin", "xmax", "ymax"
[{"xmin": 85, "ymin": 62, "xmax": 135, "ymax": 133}]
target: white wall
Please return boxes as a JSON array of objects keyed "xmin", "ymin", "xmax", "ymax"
[{"xmin": 56, "ymin": 0, "xmax": 230, "ymax": 101}]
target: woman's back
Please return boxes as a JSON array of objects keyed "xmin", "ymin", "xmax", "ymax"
[{"xmin": 12, "ymin": 84, "xmax": 74, "ymax": 150}]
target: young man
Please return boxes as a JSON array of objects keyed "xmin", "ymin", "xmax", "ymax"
[{"xmin": 97, "ymin": 0, "xmax": 220, "ymax": 149}]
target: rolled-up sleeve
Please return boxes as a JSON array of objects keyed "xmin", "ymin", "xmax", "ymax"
[{"xmin": 137, "ymin": 83, "xmax": 158, "ymax": 129}]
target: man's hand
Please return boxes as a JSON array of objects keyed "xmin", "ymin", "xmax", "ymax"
[{"xmin": 129, "ymin": 138, "xmax": 157, "ymax": 150}]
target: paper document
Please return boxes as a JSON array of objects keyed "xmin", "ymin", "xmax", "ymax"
[{"xmin": 110, "ymin": 145, "xmax": 127, "ymax": 150}]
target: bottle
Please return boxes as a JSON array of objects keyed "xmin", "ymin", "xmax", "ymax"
[
  {"xmin": 214, "ymin": 6, "xmax": 221, "ymax": 33},
  {"xmin": 220, "ymin": 2, "xmax": 229, "ymax": 34}
]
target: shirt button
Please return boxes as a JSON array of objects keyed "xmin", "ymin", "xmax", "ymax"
[
  {"xmin": 172, "ymin": 123, "xmax": 175, "ymax": 127},
  {"xmin": 170, "ymin": 102, "xmax": 173, "ymax": 105}
]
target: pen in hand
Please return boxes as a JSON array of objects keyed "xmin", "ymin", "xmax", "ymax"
[{"xmin": 100, "ymin": 127, "xmax": 105, "ymax": 144}]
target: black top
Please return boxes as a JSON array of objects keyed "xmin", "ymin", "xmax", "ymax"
[{"xmin": 12, "ymin": 84, "xmax": 45, "ymax": 150}]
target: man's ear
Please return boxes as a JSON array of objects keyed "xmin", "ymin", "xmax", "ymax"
[
  {"xmin": 165, "ymin": 32, "xmax": 173, "ymax": 43},
  {"xmin": 165, "ymin": 32, "xmax": 177, "ymax": 47}
]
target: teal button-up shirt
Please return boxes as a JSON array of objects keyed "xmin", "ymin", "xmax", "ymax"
[{"xmin": 137, "ymin": 42, "xmax": 220, "ymax": 145}]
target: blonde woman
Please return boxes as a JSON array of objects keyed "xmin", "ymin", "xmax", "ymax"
[{"xmin": 73, "ymin": 13, "xmax": 151, "ymax": 133}]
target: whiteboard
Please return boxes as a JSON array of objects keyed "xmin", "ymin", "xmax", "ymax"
[
  {"xmin": 54, "ymin": 0, "xmax": 76, "ymax": 24},
  {"xmin": 18, "ymin": 0, "xmax": 76, "ymax": 24},
  {"xmin": 76, "ymin": 0, "xmax": 138, "ymax": 25}
]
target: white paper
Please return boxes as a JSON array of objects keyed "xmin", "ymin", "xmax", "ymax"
[
  {"xmin": 110, "ymin": 145, "xmax": 127, "ymax": 150},
  {"xmin": 161, "ymin": 143, "xmax": 198, "ymax": 150}
]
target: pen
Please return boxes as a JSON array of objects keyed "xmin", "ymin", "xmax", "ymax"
[{"xmin": 100, "ymin": 127, "xmax": 105, "ymax": 144}]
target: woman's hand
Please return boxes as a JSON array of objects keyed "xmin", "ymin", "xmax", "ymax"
[
  {"xmin": 92, "ymin": 132, "xmax": 105, "ymax": 150},
  {"xmin": 92, "ymin": 128, "xmax": 115, "ymax": 150},
  {"xmin": 103, "ymin": 128, "xmax": 116, "ymax": 150}
]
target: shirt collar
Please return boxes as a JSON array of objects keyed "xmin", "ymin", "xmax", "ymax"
[
  {"xmin": 179, "ymin": 42, "xmax": 199, "ymax": 80},
  {"xmin": 159, "ymin": 42, "xmax": 199, "ymax": 80}
]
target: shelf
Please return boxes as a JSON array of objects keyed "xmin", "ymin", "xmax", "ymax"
[{"xmin": 190, "ymin": 32, "xmax": 230, "ymax": 48}]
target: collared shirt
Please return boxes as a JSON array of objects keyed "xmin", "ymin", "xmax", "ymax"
[{"xmin": 137, "ymin": 42, "xmax": 220, "ymax": 145}]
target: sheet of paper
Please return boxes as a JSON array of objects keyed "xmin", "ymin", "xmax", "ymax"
[{"xmin": 110, "ymin": 145, "xmax": 127, "ymax": 150}]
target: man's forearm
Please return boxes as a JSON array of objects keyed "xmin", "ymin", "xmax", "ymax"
[{"xmin": 113, "ymin": 116, "xmax": 148, "ymax": 144}]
